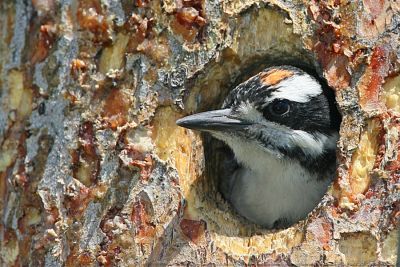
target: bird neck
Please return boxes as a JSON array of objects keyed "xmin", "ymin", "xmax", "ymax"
[{"xmin": 224, "ymin": 136, "xmax": 333, "ymax": 181}]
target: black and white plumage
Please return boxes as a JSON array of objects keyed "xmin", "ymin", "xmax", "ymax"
[{"xmin": 176, "ymin": 66, "xmax": 341, "ymax": 229}]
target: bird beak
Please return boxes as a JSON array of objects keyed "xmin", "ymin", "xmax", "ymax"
[{"xmin": 176, "ymin": 109, "xmax": 249, "ymax": 132}]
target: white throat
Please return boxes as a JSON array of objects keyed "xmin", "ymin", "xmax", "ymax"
[{"xmin": 217, "ymin": 135, "xmax": 332, "ymax": 228}]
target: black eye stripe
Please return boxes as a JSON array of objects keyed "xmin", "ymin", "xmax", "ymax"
[
  {"xmin": 263, "ymin": 99, "xmax": 291, "ymax": 117},
  {"xmin": 271, "ymin": 100, "xmax": 290, "ymax": 115}
]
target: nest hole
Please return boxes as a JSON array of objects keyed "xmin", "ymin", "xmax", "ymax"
[
  {"xmin": 178, "ymin": 4, "xmax": 339, "ymax": 242},
  {"xmin": 183, "ymin": 59, "xmax": 339, "ymax": 238}
]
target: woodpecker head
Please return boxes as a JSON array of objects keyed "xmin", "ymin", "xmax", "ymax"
[{"xmin": 176, "ymin": 66, "xmax": 341, "ymax": 175}]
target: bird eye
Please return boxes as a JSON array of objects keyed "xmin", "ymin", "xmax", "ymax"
[{"xmin": 269, "ymin": 99, "xmax": 290, "ymax": 116}]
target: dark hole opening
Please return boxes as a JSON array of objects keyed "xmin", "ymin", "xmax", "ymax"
[{"xmin": 189, "ymin": 58, "xmax": 342, "ymax": 234}]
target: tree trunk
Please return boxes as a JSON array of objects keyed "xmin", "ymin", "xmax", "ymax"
[{"xmin": 0, "ymin": 0, "xmax": 399, "ymax": 266}]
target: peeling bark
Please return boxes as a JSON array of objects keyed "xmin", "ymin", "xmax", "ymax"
[{"xmin": 0, "ymin": 0, "xmax": 399, "ymax": 266}]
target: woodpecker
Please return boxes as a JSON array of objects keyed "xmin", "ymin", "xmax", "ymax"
[{"xmin": 176, "ymin": 66, "xmax": 341, "ymax": 229}]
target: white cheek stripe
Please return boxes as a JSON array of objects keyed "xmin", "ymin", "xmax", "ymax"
[
  {"xmin": 270, "ymin": 75, "xmax": 322, "ymax": 103},
  {"xmin": 235, "ymin": 103, "xmax": 338, "ymax": 157},
  {"xmin": 292, "ymin": 131, "xmax": 338, "ymax": 157}
]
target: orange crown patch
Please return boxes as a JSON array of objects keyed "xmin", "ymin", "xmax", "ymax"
[{"xmin": 259, "ymin": 69, "xmax": 294, "ymax": 86}]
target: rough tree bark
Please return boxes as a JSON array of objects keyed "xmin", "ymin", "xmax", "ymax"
[{"xmin": 0, "ymin": 0, "xmax": 399, "ymax": 266}]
